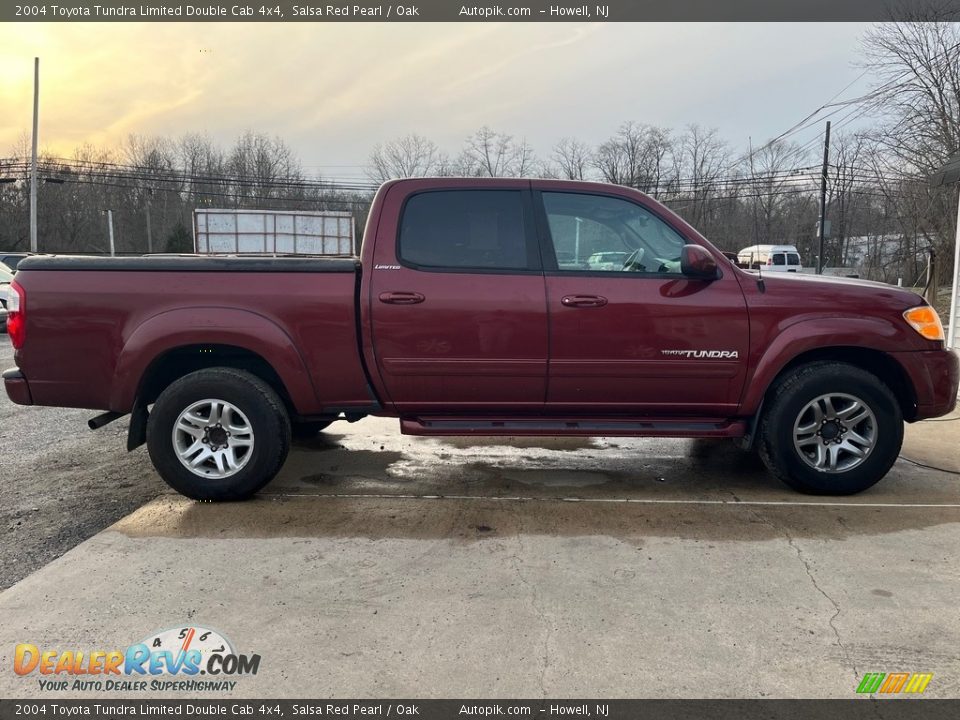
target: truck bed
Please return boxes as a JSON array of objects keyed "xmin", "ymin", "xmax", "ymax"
[{"xmin": 11, "ymin": 254, "xmax": 374, "ymax": 416}]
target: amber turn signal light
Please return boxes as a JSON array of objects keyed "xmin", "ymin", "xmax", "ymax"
[{"xmin": 903, "ymin": 305, "xmax": 945, "ymax": 341}]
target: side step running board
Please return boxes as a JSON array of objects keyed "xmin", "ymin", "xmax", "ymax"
[{"xmin": 400, "ymin": 417, "xmax": 746, "ymax": 438}]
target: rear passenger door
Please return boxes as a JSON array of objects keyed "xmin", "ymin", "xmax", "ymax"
[{"xmin": 368, "ymin": 182, "xmax": 549, "ymax": 413}]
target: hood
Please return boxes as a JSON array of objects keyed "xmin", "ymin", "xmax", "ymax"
[{"xmin": 746, "ymin": 269, "xmax": 925, "ymax": 310}]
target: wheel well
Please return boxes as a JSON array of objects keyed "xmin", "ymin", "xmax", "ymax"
[
  {"xmin": 136, "ymin": 344, "xmax": 295, "ymax": 414},
  {"xmin": 767, "ymin": 346, "xmax": 918, "ymax": 421}
]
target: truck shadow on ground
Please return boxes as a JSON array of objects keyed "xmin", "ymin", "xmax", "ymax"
[
  {"xmin": 281, "ymin": 433, "xmax": 771, "ymax": 496},
  {"xmin": 111, "ymin": 431, "xmax": 960, "ymax": 544}
]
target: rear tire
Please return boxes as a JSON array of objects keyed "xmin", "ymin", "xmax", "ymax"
[
  {"xmin": 758, "ymin": 361, "xmax": 903, "ymax": 495},
  {"xmin": 147, "ymin": 368, "xmax": 291, "ymax": 501}
]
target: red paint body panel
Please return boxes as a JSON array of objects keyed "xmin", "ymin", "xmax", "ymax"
[
  {"xmin": 10, "ymin": 268, "xmax": 371, "ymax": 414},
  {"xmin": 893, "ymin": 348, "xmax": 960, "ymax": 419},
  {"xmin": 5, "ymin": 177, "xmax": 958, "ymax": 436},
  {"xmin": 362, "ymin": 178, "xmax": 549, "ymax": 413}
]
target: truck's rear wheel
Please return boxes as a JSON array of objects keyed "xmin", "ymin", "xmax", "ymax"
[
  {"xmin": 147, "ymin": 368, "xmax": 291, "ymax": 501},
  {"xmin": 758, "ymin": 361, "xmax": 903, "ymax": 495}
]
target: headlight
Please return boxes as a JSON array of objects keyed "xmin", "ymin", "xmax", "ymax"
[{"xmin": 903, "ymin": 305, "xmax": 945, "ymax": 341}]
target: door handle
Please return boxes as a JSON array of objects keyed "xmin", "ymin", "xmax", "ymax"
[
  {"xmin": 561, "ymin": 294, "xmax": 608, "ymax": 308},
  {"xmin": 379, "ymin": 291, "xmax": 425, "ymax": 305}
]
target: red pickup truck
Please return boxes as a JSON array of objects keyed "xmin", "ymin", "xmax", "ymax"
[{"xmin": 4, "ymin": 178, "xmax": 958, "ymax": 500}]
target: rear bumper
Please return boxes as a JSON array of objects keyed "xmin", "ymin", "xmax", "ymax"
[
  {"xmin": 893, "ymin": 349, "xmax": 959, "ymax": 420},
  {"xmin": 3, "ymin": 367, "xmax": 32, "ymax": 405}
]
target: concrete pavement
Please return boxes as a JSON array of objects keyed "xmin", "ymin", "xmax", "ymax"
[{"xmin": 0, "ymin": 414, "xmax": 958, "ymax": 698}]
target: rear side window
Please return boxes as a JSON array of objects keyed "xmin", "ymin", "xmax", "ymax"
[
  {"xmin": 398, "ymin": 190, "xmax": 533, "ymax": 271},
  {"xmin": 787, "ymin": 253, "xmax": 800, "ymax": 265},
  {"xmin": 772, "ymin": 253, "xmax": 786, "ymax": 266}
]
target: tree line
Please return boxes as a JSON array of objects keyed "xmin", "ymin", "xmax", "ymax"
[{"xmin": 0, "ymin": 19, "xmax": 957, "ymax": 288}]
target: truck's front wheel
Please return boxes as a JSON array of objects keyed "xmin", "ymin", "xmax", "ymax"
[
  {"xmin": 758, "ymin": 361, "xmax": 903, "ymax": 495},
  {"xmin": 147, "ymin": 368, "xmax": 291, "ymax": 501}
]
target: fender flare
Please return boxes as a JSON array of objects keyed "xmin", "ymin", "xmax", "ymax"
[
  {"xmin": 739, "ymin": 315, "xmax": 908, "ymax": 415},
  {"xmin": 110, "ymin": 307, "xmax": 318, "ymax": 414}
]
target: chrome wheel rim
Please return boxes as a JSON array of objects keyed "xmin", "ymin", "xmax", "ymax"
[
  {"xmin": 172, "ymin": 399, "xmax": 254, "ymax": 479},
  {"xmin": 792, "ymin": 393, "xmax": 877, "ymax": 473}
]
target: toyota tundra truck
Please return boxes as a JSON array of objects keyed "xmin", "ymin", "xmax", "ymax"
[{"xmin": 4, "ymin": 178, "xmax": 958, "ymax": 500}]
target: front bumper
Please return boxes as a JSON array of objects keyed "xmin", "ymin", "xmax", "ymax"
[
  {"xmin": 893, "ymin": 348, "xmax": 959, "ymax": 420},
  {"xmin": 3, "ymin": 367, "xmax": 32, "ymax": 405}
]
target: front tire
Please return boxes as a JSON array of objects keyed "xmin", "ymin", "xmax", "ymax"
[
  {"xmin": 758, "ymin": 361, "xmax": 903, "ymax": 495},
  {"xmin": 147, "ymin": 368, "xmax": 291, "ymax": 501}
]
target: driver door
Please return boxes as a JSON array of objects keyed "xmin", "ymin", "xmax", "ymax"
[{"xmin": 533, "ymin": 185, "xmax": 749, "ymax": 415}]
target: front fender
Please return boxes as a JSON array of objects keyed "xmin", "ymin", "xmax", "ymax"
[
  {"xmin": 739, "ymin": 315, "xmax": 914, "ymax": 415},
  {"xmin": 110, "ymin": 307, "xmax": 319, "ymax": 413}
]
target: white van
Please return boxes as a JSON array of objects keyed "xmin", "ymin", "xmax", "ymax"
[{"xmin": 737, "ymin": 244, "xmax": 803, "ymax": 272}]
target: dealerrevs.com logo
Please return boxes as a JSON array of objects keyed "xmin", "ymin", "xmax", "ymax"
[{"xmin": 13, "ymin": 625, "xmax": 261, "ymax": 692}]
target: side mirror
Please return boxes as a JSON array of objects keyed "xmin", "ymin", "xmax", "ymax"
[{"xmin": 680, "ymin": 244, "xmax": 719, "ymax": 280}]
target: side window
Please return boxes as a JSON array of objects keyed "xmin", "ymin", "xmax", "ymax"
[
  {"xmin": 398, "ymin": 190, "xmax": 532, "ymax": 271},
  {"xmin": 772, "ymin": 253, "xmax": 786, "ymax": 266},
  {"xmin": 541, "ymin": 192, "xmax": 687, "ymax": 274}
]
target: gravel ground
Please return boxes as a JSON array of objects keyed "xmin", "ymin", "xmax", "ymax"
[{"xmin": 0, "ymin": 339, "xmax": 165, "ymax": 591}]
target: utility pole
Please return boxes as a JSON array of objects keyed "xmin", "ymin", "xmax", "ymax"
[
  {"xmin": 107, "ymin": 210, "xmax": 116, "ymax": 256},
  {"xmin": 816, "ymin": 120, "xmax": 831, "ymax": 274},
  {"xmin": 30, "ymin": 57, "xmax": 39, "ymax": 253},
  {"xmin": 817, "ymin": 120, "xmax": 830, "ymax": 275}
]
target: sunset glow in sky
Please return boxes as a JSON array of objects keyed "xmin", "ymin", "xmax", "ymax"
[{"xmin": 0, "ymin": 22, "xmax": 874, "ymax": 177}]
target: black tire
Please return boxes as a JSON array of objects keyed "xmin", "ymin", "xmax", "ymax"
[
  {"xmin": 757, "ymin": 361, "xmax": 903, "ymax": 495},
  {"xmin": 147, "ymin": 368, "xmax": 291, "ymax": 501},
  {"xmin": 291, "ymin": 419, "xmax": 334, "ymax": 439}
]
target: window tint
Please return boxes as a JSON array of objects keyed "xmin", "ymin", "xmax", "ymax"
[
  {"xmin": 541, "ymin": 192, "xmax": 686, "ymax": 274},
  {"xmin": 398, "ymin": 190, "xmax": 530, "ymax": 270},
  {"xmin": 772, "ymin": 253, "xmax": 786, "ymax": 266},
  {"xmin": 787, "ymin": 253, "xmax": 800, "ymax": 265}
]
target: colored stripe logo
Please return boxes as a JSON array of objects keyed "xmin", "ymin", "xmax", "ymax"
[{"xmin": 856, "ymin": 672, "xmax": 933, "ymax": 694}]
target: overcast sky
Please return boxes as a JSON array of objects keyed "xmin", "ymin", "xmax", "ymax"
[{"xmin": 0, "ymin": 22, "xmax": 876, "ymax": 180}]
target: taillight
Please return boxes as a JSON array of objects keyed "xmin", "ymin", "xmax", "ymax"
[
  {"xmin": 766, "ymin": 257, "xmax": 773, "ymax": 265},
  {"xmin": 6, "ymin": 282, "xmax": 24, "ymax": 349}
]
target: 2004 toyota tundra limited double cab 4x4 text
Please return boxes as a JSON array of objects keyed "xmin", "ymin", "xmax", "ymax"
[{"xmin": 4, "ymin": 179, "xmax": 958, "ymax": 500}]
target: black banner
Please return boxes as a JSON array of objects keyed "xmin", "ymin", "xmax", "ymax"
[
  {"xmin": 2, "ymin": 700, "xmax": 960, "ymax": 720},
  {"xmin": 3, "ymin": 0, "xmax": 960, "ymax": 22}
]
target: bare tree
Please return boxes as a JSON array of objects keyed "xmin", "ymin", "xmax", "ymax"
[
  {"xmin": 861, "ymin": 15, "xmax": 960, "ymax": 286},
  {"xmin": 551, "ymin": 137, "xmax": 593, "ymax": 180},
  {"xmin": 741, "ymin": 140, "xmax": 812, "ymax": 246},
  {"xmin": 824, "ymin": 132, "xmax": 869, "ymax": 266},
  {"xmin": 593, "ymin": 122, "xmax": 673, "ymax": 195},
  {"xmin": 228, "ymin": 131, "xmax": 303, "ymax": 207},
  {"xmin": 367, "ymin": 133, "xmax": 447, "ymax": 183},
  {"xmin": 458, "ymin": 127, "xmax": 536, "ymax": 177},
  {"xmin": 861, "ymin": 17, "xmax": 960, "ymax": 174},
  {"xmin": 671, "ymin": 124, "xmax": 729, "ymax": 230}
]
